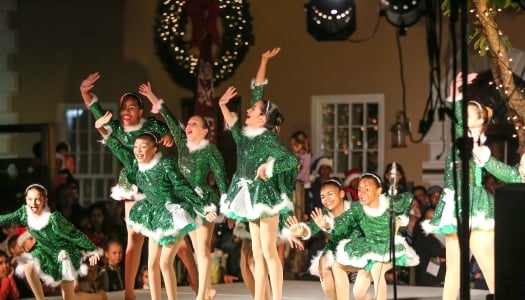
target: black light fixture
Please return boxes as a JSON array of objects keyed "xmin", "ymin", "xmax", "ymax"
[
  {"xmin": 515, "ymin": 0, "xmax": 525, "ymax": 10},
  {"xmin": 382, "ymin": 0, "xmax": 424, "ymax": 34},
  {"xmin": 305, "ymin": 0, "xmax": 356, "ymax": 41}
]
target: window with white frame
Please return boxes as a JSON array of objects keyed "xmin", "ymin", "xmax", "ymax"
[
  {"xmin": 311, "ymin": 94, "xmax": 384, "ymax": 177},
  {"xmin": 58, "ymin": 103, "xmax": 119, "ymax": 207}
]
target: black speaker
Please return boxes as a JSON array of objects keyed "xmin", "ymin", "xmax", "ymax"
[{"xmin": 494, "ymin": 183, "xmax": 525, "ymax": 299}]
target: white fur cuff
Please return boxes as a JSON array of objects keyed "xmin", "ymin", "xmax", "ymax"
[{"xmin": 151, "ymin": 99, "xmax": 164, "ymax": 114}]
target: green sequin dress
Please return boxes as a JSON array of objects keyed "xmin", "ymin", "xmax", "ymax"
[
  {"xmin": 89, "ymin": 98, "xmax": 171, "ymax": 200},
  {"xmin": 104, "ymin": 135, "xmax": 206, "ymax": 246},
  {"xmin": 426, "ymin": 99, "xmax": 520, "ymax": 235},
  {"xmin": 0, "ymin": 206, "xmax": 97, "ymax": 287},
  {"xmin": 156, "ymin": 103, "xmax": 229, "ymax": 220},
  {"xmin": 328, "ymin": 193, "xmax": 419, "ymax": 271},
  {"xmin": 220, "ymin": 82, "xmax": 298, "ymax": 222}
]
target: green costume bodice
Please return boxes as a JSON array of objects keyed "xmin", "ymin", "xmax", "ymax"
[
  {"xmin": 329, "ymin": 193, "xmax": 418, "ymax": 270},
  {"xmin": 158, "ymin": 104, "xmax": 228, "ymax": 210},
  {"xmin": 104, "ymin": 134, "xmax": 206, "ymax": 245},
  {"xmin": 0, "ymin": 206, "xmax": 96, "ymax": 286}
]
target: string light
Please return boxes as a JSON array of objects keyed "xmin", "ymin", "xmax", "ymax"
[{"xmin": 154, "ymin": 0, "xmax": 254, "ymax": 91}]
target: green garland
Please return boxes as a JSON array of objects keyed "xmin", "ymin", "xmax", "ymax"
[{"xmin": 154, "ymin": 0, "xmax": 254, "ymax": 91}]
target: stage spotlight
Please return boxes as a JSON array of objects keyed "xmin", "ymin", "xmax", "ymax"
[
  {"xmin": 305, "ymin": 0, "xmax": 356, "ymax": 41},
  {"xmin": 381, "ymin": 0, "xmax": 424, "ymax": 34}
]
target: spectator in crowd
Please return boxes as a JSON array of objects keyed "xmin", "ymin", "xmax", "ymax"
[
  {"xmin": 427, "ymin": 185, "xmax": 443, "ymax": 208},
  {"xmin": 0, "ymin": 250, "xmax": 19, "ymax": 300},
  {"xmin": 135, "ymin": 265, "xmax": 149, "ymax": 290},
  {"xmin": 99, "ymin": 239, "xmax": 124, "ymax": 292},
  {"xmin": 343, "ymin": 168, "xmax": 361, "ymax": 201}
]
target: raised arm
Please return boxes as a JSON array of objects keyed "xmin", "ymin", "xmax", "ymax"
[
  {"xmin": 255, "ymin": 48, "xmax": 280, "ymax": 85},
  {"xmin": 218, "ymin": 86, "xmax": 238, "ymax": 128},
  {"xmin": 79, "ymin": 72, "xmax": 101, "ymax": 108}
]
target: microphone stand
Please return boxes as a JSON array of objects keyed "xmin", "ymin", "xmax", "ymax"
[{"xmin": 388, "ymin": 162, "xmax": 398, "ymax": 300}]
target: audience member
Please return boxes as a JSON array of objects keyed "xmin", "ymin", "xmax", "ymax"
[
  {"xmin": 55, "ymin": 141, "xmax": 76, "ymax": 187},
  {"xmin": 0, "ymin": 250, "xmax": 19, "ymax": 300},
  {"xmin": 383, "ymin": 162, "xmax": 409, "ymax": 194},
  {"xmin": 136, "ymin": 265, "xmax": 149, "ymax": 290},
  {"xmin": 55, "ymin": 183, "xmax": 86, "ymax": 229},
  {"xmin": 427, "ymin": 185, "xmax": 443, "ymax": 208},
  {"xmin": 84, "ymin": 202, "xmax": 118, "ymax": 247},
  {"xmin": 0, "ymin": 226, "xmax": 18, "ymax": 257},
  {"xmin": 99, "ymin": 239, "xmax": 124, "ymax": 292},
  {"xmin": 5, "ymin": 236, "xmax": 32, "ymax": 299},
  {"xmin": 77, "ymin": 263, "xmax": 105, "ymax": 295},
  {"xmin": 342, "ymin": 168, "xmax": 361, "ymax": 201},
  {"xmin": 412, "ymin": 207, "xmax": 446, "ymax": 287}
]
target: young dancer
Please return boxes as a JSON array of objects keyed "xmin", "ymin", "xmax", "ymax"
[
  {"xmin": 138, "ymin": 82, "xmax": 229, "ymax": 300},
  {"xmin": 80, "ymin": 72, "xmax": 174, "ymax": 300},
  {"xmin": 0, "ymin": 184, "xmax": 103, "ymax": 300},
  {"xmin": 424, "ymin": 72, "xmax": 522, "ymax": 300},
  {"xmin": 96, "ymin": 113, "xmax": 216, "ymax": 300},
  {"xmin": 285, "ymin": 178, "xmax": 357, "ymax": 300},
  {"xmin": 323, "ymin": 173, "xmax": 418, "ymax": 300},
  {"xmin": 218, "ymin": 47, "xmax": 298, "ymax": 300}
]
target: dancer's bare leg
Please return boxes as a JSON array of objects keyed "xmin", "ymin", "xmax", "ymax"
[
  {"xmin": 353, "ymin": 269, "xmax": 372, "ymax": 300},
  {"xmin": 240, "ymin": 239, "xmax": 270, "ymax": 300},
  {"xmin": 332, "ymin": 262, "xmax": 351, "ymax": 300},
  {"xmin": 442, "ymin": 234, "xmax": 460, "ymax": 300},
  {"xmin": 124, "ymin": 200, "xmax": 145, "ymax": 300},
  {"xmin": 23, "ymin": 262, "xmax": 45, "ymax": 300},
  {"xmin": 60, "ymin": 280, "xmax": 77, "ymax": 300},
  {"xmin": 320, "ymin": 269, "xmax": 337, "ymax": 300},
  {"xmin": 177, "ymin": 237, "xmax": 199, "ymax": 293},
  {"xmin": 161, "ymin": 238, "xmax": 183, "ymax": 300},
  {"xmin": 470, "ymin": 230, "xmax": 495, "ymax": 293},
  {"xmin": 189, "ymin": 222, "xmax": 216, "ymax": 300},
  {"xmin": 370, "ymin": 262, "xmax": 392, "ymax": 300},
  {"xmin": 251, "ymin": 215, "xmax": 282, "ymax": 300},
  {"xmin": 148, "ymin": 240, "xmax": 163, "ymax": 300}
]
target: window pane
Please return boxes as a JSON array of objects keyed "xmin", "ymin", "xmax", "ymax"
[
  {"xmin": 351, "ymin": 103, "xmax": 364, "ymax": 125},
  {"xmin": 367, "ymin": 103, "xmax": 379, "ymax": 126},
  {"xmin": 337, "ymin": 128, "xmax": 349, "ymax": 153},
  {"xmin": 322, "ymin": 104, "xmax": 335, "ymax": 126},
  {"xmin": 367, "ymin": 128, "xmax": 378, "ymax": 149},
  {"xmin": 351, "ymin": 128, "xmax": 363, "ymax": 149},
  {"xmin": 351, "ymin": 151, "xmax": 363, "ymax": 170},
  {"xmin": 79, "ymin": 154, "xmax": 89, "ymax": 173},
  {"xmin": 91, "ymin": 154, "xmax": 100, "ymax": 174},
  {"xmin": 366, "ymin": 151, "xmax": 378, "ymax": 173},
  {"xmin": 336, "ymin": 151, "xmax": 348, "ymax": 174},
  {"xmin": 103, "ymin": 154, "xmax": 114, "ymax": 174},
  {"xmin": 322, "ymin": 128, "xmax": 334, "ymax": 152},
  {"xmin": 337, "ymin": 104, "xmax": 349, "ymax": 126}
]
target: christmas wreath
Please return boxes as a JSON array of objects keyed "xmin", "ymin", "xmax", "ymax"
[{"xmin": 154, "ymin": 0, "xmax": 254, "ymax": 91}]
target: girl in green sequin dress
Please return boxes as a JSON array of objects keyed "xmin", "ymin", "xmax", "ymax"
[
  {"xmin": 80, "ymin": 72, "xmax": 174, "ymax": 300},
  {"xmin": 138, "ymin": 82, "xmax": 229, "ymax": 300},
  {"xmin": 0, "ymin": 184, "xmax": 103, "ymax": 300},
  {"xmin": 285, "ymin": 178, "xmax": 358, "ymax": 300},
  {"xmin": 218, "ymin": 48, "xmax": 298, "ymax": 300},
  {"xmin": 423, "ymin": 73, "xmax": 523, "ymax": 300},
  {"xmin": 95, "ymin": 115, "xmax": 217, "ymax": 300},
  {"xmin": 325, "ymin": 173, "xmax": 418, "ymax": 300}
]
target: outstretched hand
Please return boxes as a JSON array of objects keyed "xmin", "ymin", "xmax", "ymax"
[
  {"xmin": 219, "ymin": 86, "xmax": 238, "ymax": 105},
  {"xmin": 88, "ymin": 253, "xmax": 100, "ymax": 266},
  {"xmin": 205, "ymin": 211, "xmax": 217, "ymax": 223},
  {"xmin": 449, "ymin": 72, "xmax": 478, "ymax": 99},
  {"xmin": 138, "ymin": 82, "xmax": 159, "ymax": 103},
  {"xmin": 311, "ymin": 207, "xmax": 329, "ymax": 230},
  {"xmin": 288, "ymin": 236, "xmax": 304, "ymax": 250},
  {"xmin": 262, "ymin": 48, "xmax": 281, "ymax": 60},
  {"xmin": 95, "ymin": 111, "xmax": 113, "ymax": 129},
  {"xmin": 285, "ymin": 215, "xmax": 304, "ymax": 237},
  {"xmin": 159, "ymin": 134, "xmax": 174, "ymax": 148},
  {"xmin": 80, "ymin": 72, "xmax": 100, "ymax": 94}
]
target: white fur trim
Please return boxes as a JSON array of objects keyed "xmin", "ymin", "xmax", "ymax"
[
  {"xmin": 242, "ymin": 126, "xmax": 267, "ymax": 138},
  {"xmin": 123, "ymin": 118, "xmax": 146, "ymax": 132},
  {"xmin": 138, "ymin": 152, "xmax": 162, "ymax": 171},
  {"xmin": 194, "ymin": 187, "xmax": 204, "ymax": 197},
  {"xmin": 472, "ymin": 145, "xmax": 491, "ymax": 167},
  {"xmin": 26, "ymin": 206, "xmax": 51, "ymax": 230},
  {"xmin": 397, "ymin": 215, "xmax": 409, "ymax": 227},
  {"xmin": 309, "ymin": 251, "xmax": 334, "ymax": 277},
  {"xmin": 151, "ymin": 99, "xmax": 164, "ymax": 114},
  {"xmin": 445, "ymin": 94, "xmax": 463, "ymax": 103},
  {"xmin": 110, "ymin": 184, "xmax": 139, "ymax": 201},
  {"xmin": 300, "ymin": 222, "xmax": 312, "ymax": 240},
  {"xmin": 187, "ymin": 139, "xmax": 209, "ymax": 153},
  {"xmin": 265, "ymin": 156, "xmax": 275, "ymax": 179},
  {"xmin": 250, "ymin": 78, "xmax": 268, "ymax": 89},
  {"xmin": 88, "ymin": 94, "xmax": 98, "ymax": 107},
  {"xmin": 362, "ymin": 194, "xmax": 389, "ymax": 217},
  {"xmin": 224, "ymin": 113, "xmax": 238, "ymax": 131},
  {"xmin": 322, "ymin": 215, "xmax": 334, "ymax": 233}
]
